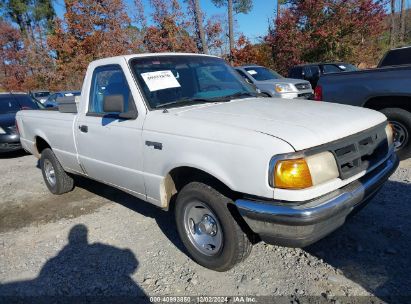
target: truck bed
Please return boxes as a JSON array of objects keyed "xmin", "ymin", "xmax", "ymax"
[
  {"xmin": 318, "ymin": 65, "xmax": 411, "ymax": 106},
  {"xmin": 16, "ymin": 110, "xmax": 80, "ymax": 172}
]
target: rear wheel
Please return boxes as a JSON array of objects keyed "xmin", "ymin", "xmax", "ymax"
[
  {"xmin": 381, "ymin": 108, "xmax": 411, "ymax": 160},
  {"xmin": 175, "ymin": 182, "xmax": 252, "ymax": 271},
  {"xmin": 40, "ymin": 148, "xmax": 74, "ymax": 194}
]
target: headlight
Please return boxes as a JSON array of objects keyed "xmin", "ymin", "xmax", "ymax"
[
  {"xmin": 0, "ymin": 127, "xmax": 6, "ymax": 134},
  {"xmin": 385, "ymin": 123, "xmax": 394, "ymax": 147},
  {"xmin": 271, "ymin": 151, "xmax": 339, "ymax": 189},
  {"xmin": 274, "ymin": 83, "xmax": 295, "ymax": 93}
]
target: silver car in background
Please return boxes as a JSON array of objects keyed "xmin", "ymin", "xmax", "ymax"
[{"xmin": 235, "ymin": 65, "xmax": 313, "ymax": 99}]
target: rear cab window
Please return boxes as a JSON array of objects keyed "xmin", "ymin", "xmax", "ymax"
[{"xmin": 379, "ymin": 48, "xmax": 411, "ymax": 67}]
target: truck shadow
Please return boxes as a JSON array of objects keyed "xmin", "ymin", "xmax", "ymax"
[
  {"xmin": 0, "ymin": 150, "xmax": 28, "ymax": 159},
  {"xmin": 64, "ymin": 176, "xmax": 410, "ymax": 300},
  {"xmin": 71, "ymin": 176, "xmax": 186, "ymax": 253},
  {"xmin": 305, "ymin": 180, "xmax": 411, "ymax": 301},
  {"xmin": 0, "ymin": 224, "xmax": 149, "ymax": 301}
]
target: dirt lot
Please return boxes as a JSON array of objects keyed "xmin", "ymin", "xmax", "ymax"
[{"xmin": 0, "ymin": 151, "xmax": 410, "ymax": 302}]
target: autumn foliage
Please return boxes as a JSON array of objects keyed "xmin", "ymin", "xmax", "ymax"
[
  {"xmin": 0, "ymin": 0, "xmax": 393, "ymax": 92},
  {"xmin": 266, "ymin": 0, "xmax": 387, "ymax": 74}
]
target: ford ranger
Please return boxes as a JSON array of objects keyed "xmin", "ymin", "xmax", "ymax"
[{"xmin": 16, "ymin": 53, "xmax": 399, "ymax": 271}]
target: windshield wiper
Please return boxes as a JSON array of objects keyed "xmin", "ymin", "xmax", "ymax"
[
  {"xmin": 154, "ymin": 98, "xmax": 214, "ymax": 109},
  {"xmin": 154, "ymin": 92, "xmax": 257, "ymax": 109},
  {"xmin": 214, "ymin": 91, "xmax": 257, "ymax": 102}
]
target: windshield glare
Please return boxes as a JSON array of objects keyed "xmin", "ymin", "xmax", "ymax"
[
  {"xmin": 131, "ymin": 56, "xmax": 256, "ymax": 109},
  {"xmin": 244, "ymin": 67, "xmax": 283, "ymax": 81}
]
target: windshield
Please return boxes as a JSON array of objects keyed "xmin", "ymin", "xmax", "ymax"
[
  {"xmin": 0, "ymin": 97, "xmax": 21, "ymax": 114},
  {"xmin": 34, "ymin": 92, "xmax": 50, "ymax": 98},
  {"xmin": 244, "ymin": 67, "xmax": 283, "ymax": 81},
  {"xmin": 324, "ymin": 63, "xmax": 359, "ymax": 73},
  {"xmin": 130, "ymin": 55, "xmax": 256, "ymax": 109}
]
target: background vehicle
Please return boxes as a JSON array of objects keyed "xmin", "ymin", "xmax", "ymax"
[
  {"xmin": 44, "ymin": 90, "xmax": 81, "ymax": 108},
  {"xmin": 378, "ymin": 45, "xmax": 411, "ymax": 68},
  {"xmin": 315, "ymin": 48, "xmax": 411, "ymax": 160},
  {"xmin": 235, "ymin": 65, "xmax": 313, "ymax": 99},
  {"xmin": 29, "ymin": 90, "xmax": 51, "ymax": 103},
  {"xmin": 16, "ymin": 53, "xmax": 397, "ymax": 271},
  {"xmin": 288, "ymin": 62, "xmax": 358, "ymax": 89},
  {"xmin": 0, "ymin": 92, "xmax": 43, "ymax": 153}
]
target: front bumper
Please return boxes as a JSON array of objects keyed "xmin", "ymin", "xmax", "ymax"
[
  {"xmin": 273, "ymin": 89, "xmax": 313, "ymax": 99},
  {"xmin": 235, "ymin": 152, "xmax": 399, "ymax": 247},
  {"xmin": 0, "ymin": 134, "xmax": 21, "ymax": 153}
]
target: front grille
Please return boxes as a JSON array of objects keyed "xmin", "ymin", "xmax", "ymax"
[
  {"xmin": 329, "ymin": 124, "xmax": 389, "ymax": 179},
  {"xmin": 295, "ymin": 83, "xmax": 311, "ymax": 91}
]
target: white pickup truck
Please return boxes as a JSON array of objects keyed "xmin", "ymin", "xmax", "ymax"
[{"xmin": 17, "ymin": 53, "xmax": 399, "ymax": 271}]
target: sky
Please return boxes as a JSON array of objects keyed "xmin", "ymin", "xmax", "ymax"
[{"xmin": 53, "ymin": 0, "xmax": 278, "ymax": 42}]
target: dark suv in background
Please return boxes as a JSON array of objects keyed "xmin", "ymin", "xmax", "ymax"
[
  {"xmin": 0, "ymin": 93, "xmax": 43, "ymax": 153},
  {"xmin": 288, "ymin": 62, "xmax": 358, "ymax": 89}
]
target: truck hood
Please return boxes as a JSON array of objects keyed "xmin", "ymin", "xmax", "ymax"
[{"xmin": 170, "ymin": 98, "xmax": 386, "ymax": 151}]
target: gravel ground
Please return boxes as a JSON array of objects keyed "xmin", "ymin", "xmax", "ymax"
[{"xmin": 0, "ymin": 152, "xmax": 410, "ymax": 302}]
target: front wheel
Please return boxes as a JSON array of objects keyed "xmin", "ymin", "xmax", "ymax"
[
  {"xmin": 381, "ymin": 108, "xmax": 411, "ymax": 160},
  {"xmin": 175, "ymin": 182, "xmax": 252, "ymax": 271}
]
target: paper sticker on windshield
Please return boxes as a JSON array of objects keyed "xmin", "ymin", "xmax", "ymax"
[
  {"xmin": 247, "ymin": 70, "xmax": 257, "ymax": 75},
  {"xmin": 141, "ymin": 70, "xmax": 181, "ymax": 91},
  {"xmin": 338, "ymin": 65, "xmax": 346, "ymax": 70}
]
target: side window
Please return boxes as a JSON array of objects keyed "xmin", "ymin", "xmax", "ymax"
[
  {"xmin": 88, "ymin": 65, "xmax": 133, "ymax": 114},
  {"xmin": 303, "ymin": 67, "xmax": 313, "ymax": 78},
  {"xmin": 236, "ymin": 70, "xmax": 253, "ymax": 83},
  {"xmin": 289, "ymin": 67, "xmax": 302, "ymax": 79},
  {"xmin": 322, "ymin": 64, "xmax": 341, "ymax": 74},
  {"xmin": 310, "ymin": 66, "xmax": 320, "ymax": 77}
]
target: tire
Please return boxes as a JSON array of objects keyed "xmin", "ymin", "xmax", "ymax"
[
  {"xmin": 40, "ymin": 148, "xmax": 74, "ymax": 194},
  {"xmin": 175, "ymin": 182, "xmax": 252, "ymax": 271},
  {"xmin": 381, "ymin": 108, "xmax": 411, "ymax": 160}
]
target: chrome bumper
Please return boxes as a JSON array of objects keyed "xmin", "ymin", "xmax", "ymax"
[{"xmin": 235, "ymin": 152, "xmax": 399, "ymax": 247}]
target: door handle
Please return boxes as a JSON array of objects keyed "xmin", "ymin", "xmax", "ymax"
[{"xmin": 79, "ymin": 125, "xmax": 88, "ymax": 133}]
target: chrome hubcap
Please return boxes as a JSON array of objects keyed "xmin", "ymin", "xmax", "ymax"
[
  {"xmin": 44, "ymin": 159, "xmax": 56, "ymax": 186},
  {"xmin": 390, "ymin": 120, "xmax": 408, "ymax": 150},
  {"xmin": 184, "ymin": 201, "xmax": 223, "ymax": 256}
]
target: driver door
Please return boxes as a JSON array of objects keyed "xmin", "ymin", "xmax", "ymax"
[{"xmin": 75, "ymin": 64, "xmax": 146, "ymax": 199}]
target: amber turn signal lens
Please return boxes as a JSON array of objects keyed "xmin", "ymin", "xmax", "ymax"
[{"xmin": 274, "ymin": 158, "xmax": 313, "ymax": 189}]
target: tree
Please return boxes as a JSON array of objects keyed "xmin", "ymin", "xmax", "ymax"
[
  {"xmin": 266, "ymin": 0, "xmax": 387, "ymax": 74},
  {"xmin": 186, "ymin": 0, "xmax": 209, "ymax": 54},
  {"xmin": 211, "ymin": 0, "xmax": 253, "ymax": 61},
  {"xmin": 277, "ymin": 0, "xmax": 287, "ymax": 19},
  {"xmin": 0, "ymin": 20, "xmax": 28, "ymax": 90},
  {"xmin": 231, "ymin": 35, "xmax": 273, "ymax": 67},
  {"xmin": 143, "ymin": 0, "xmax": 197, "ymax": 53},
  {"xmin": 48, "ymin": 0, "xmax": 135, "ymax": 89},
  {"xmin": 399, "ymin": 0, "xmax": 406, "ymax": 43},
  {"xmin": 1, "ymin": 0, "xmax": 55, "ymax": 40},
  {"xmin": 390, "ymin": 0, "xmax": 396, "ymax": 47}
]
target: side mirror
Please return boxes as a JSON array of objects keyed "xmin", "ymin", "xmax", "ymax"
[
  {"xmin": 103, "ymin": 94, "xmax": 138, "ymax": 120},
  {"xmin": 103, "ymin": 95, "xmax": 124, "ymax": 113}
]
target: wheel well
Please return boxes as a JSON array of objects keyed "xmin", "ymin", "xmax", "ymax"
[
  {"xmin": 163, "ymin": 166, "xmax": 258, "ymax": 243},
  {"xmin": 364, "ymin": 96, "xmax": 411, "ymax": 112},
  {"xmin": 35, "ymin": 136, "xmax": 51, "ymax": 155},
  {"xmin": 162, "ymin": 166, "xmax": 238, "ymax": 209}
]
